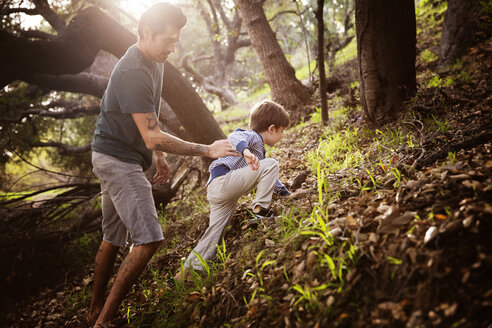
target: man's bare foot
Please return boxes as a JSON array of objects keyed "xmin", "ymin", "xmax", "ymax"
[{"xmin": 86, "ymin": 302, "xmax": 104, "ymax": 325}]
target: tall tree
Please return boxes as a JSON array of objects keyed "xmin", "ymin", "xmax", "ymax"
[
  {"xmin": 439, "ymin": 0, "xmax": 482, "ymax": 68},
  {"xmin": 355, "ymin": 0, "xmax": 416, "ymax": 126},
  {"xmin": 323, "ymin": 0, "xmax": 354, "ymax": 72},
  {"xmin": 182, "ymin": 0, "xmax": 250, "ymax": 110},
  {"xmin": 316, "ymin": 0, "xmax": 328, "ymax": 124},
  {"xmin": 233, "ymin": 0, "xmax": 311, "ymax": 112}
]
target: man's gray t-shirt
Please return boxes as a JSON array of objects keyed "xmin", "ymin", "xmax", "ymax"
[{"xmin": 91, "ymin": 44, "xmax": 164, "ymax": 171}]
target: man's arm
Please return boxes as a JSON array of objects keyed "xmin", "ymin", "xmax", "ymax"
[{"xmin": 132, "ymin": 112, "xmax": 238, "ymax": 158}]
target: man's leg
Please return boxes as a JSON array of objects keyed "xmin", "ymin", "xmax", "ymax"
[
  {"xmin": 88, "ymin": 240, "xmax": 119, "ymax": 324},
  {"xmin": 94, "ymin": 240, "xmax": 162, "ymax": 326}
]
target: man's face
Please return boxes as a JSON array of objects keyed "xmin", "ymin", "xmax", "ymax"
[{"xmin": 143, "ymin": 25, "xmax": 181, "ymax": 63}]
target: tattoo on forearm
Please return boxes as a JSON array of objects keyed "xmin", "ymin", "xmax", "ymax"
[
  {"xmin": 146, "ymin": 113, "xmax": 158, "ymax": 131},
  {"xmin": 155, "ymin": 139, "xmax": 208, "ymax": 156}
]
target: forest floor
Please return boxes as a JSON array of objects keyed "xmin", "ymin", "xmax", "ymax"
[{"xmin": 3, "ymin": 5, "xmax": 492, "ymax": 328}]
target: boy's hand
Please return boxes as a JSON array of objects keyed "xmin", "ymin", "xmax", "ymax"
[
  {"xmin": 243, "ymin": 148, "xmax": 259, "ymax": 171},
  {"xmin": 288, "ymin": 188, "xmax": 308, "ymax": 199}
]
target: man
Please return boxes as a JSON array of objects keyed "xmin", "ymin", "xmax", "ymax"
[{"xmin": 88, "ymin": 3, "xmax": 238, "ymax": 327}]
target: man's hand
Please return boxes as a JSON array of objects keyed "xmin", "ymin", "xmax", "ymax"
[
  {"xmin": 207, "ymin": 139, "xmax": 240, "ymax": 158},
  {"xmin": 153, "ymin": 152, "xmax": 171, "ymax": 184},
  {"xmin": 243, "ymin": 148, "xmax": 259, "ymax": 171}
]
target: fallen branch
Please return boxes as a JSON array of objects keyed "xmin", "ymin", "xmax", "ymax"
[{"xmin": 415, "ymin": 130, "xmax": 492, "ymax": 169}]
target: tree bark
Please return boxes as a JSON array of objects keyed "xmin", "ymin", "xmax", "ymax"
[
  {"xmin": 439, "ymin": 0, "xmax": 481, "ymax": 68},
  {"xmin": 0, "ymin": 6, "xmax": 226, "ymax": 144},
  {"xmin": 316, "ymin": 0, "xmax": 328, "ymax": 124},
  {"xmin": 355, "ymin": 0, "xmax": 416, "ymax": 127},
  {"xmin": 233, "ymin": 0, "xmax": 311, "ymax": 111}
]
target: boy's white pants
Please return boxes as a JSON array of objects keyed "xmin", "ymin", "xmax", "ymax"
[{"xmin": 184, "ymin": 158, "xmax": 279, "ymax": 271}]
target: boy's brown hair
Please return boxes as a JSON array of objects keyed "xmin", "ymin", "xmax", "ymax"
[{"xmin": 249, "ymin": 100, "xmax": 290, "ymax": 132}]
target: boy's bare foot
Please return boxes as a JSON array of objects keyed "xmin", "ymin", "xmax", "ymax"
[{"xmin": 174, "ymin": 268, "xmax": 191, "ymax": 282}]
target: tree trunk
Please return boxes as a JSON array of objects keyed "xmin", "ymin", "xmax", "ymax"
[
  {"xmin": 316, "ymin": 0, "xmax": 328, "ymax": 124},
  {"xmin": 439, "ymin": 0, "xmax": 480, "ymax": 68},
  {"xmin": 355, "ymin": 0, "xmax": 416, "ymax": 127},
  {"xmin": 0, "ymin": 6, "xmax": 226, "ymax": 143},
  {"xmin": 233, "ymin": 0, "xmax": 311, "ymax": 111}
]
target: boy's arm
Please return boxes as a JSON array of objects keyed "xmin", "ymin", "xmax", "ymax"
[
  {"xmin": 228, "ymin": 130, "xmax": 254, "ymax": 155},
  {"xmin": 243, "ymin": 148, "xmax": 259, "ymax": 171}
]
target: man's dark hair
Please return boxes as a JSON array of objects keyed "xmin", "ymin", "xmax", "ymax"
[
  {"xmin": 249, "ymin": 100, "xmax": 290, "ymax": 132},
  {"xmin": 137, "ymin": 2, "xmax": 186, "ymax": 39}
]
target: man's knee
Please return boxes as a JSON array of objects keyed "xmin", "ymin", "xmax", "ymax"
[
  {"xmin": 148, "ymin": 240, "xmax": 163, "ymax": 253},
  {"xmin": 132, "ymin": 239, "xmax": 163, "ymax": 254}
]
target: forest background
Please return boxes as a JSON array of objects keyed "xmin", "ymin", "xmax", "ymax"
[{"xmin": 0, "ymin": 0, "xmax": 491, "ymax": 327}]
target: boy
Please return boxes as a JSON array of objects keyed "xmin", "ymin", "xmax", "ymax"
[{"xmin": 177, "ymin": 100, "xmax": 301, "ymax": 278}]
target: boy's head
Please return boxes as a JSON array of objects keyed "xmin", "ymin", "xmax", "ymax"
[
  {"xmin": 250, "ymin": 100, "xmax": 290, "ymax": 147},
  {"xmin": 250, "ymin": 100, "xmax": 290, "ymax": 132}
]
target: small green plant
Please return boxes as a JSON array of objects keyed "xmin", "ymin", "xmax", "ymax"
[
  {"xmin": 428, "ymin": 208, "xmax": 435, "ymax": 221},
  {"xmin": 308, "ymin": 127, "xmax": 365, "ymax": 176},
  {"xmin": 427, "ymin": 75, "xmax": 443, "ymax": 88},
  {"xmin": 431, "ymin": 114, "xmax": 450, "ymax": 133},
  {"xmin": 243, "ymin": 286, "xmax": 262, "ymax": 309},
  {"xmin": 444, "ymin": 206, "xmax": 452, "ymax": 217},
  {"xmin": 391, "ymin": 167, "xmax": 402, "ymax": 189},
  {"xmin": 420, "ymin": 49, "xmax": 438, "ymax": 63},
  {"xmin": 190, "ymin": 251, "xmax": 211, "ymax": 278},
  {"xmin": 310, "ymin": 106, "xmax": 322, "ymax": 124},
  {"xmin": 346, "ymin": 242, "xmax": 360, "ymax": 266},
  {"xmin": 319, "ymin": 252, "xmax": 337, "ymax": 280},
  {"xmin": 460, "ymin": 70, "xmax": 471, "ymax": 83},
  {"xmin": 448, "ymin": 151, "xmax": 456, "ymax": 164},
  {"xmin": 350, "ymin": 80, "xmax": 359, "ymax": 90},
  {"xmin": 365, "ymin": 168, "xmax": 378, "ymax": 191},
  {"xmin": 215, "ymin": 238, "xmax": 231, "ymax": 270},
  {"xmin": 301, "ymin": 206, "xmax": 334, "ymax": 247},
  {"xmin": 443, "ymin": 77, "xmax": 455, "ymax": 86},
  {"xmin": 479, "ymin": 0, "xmax": 492, "ymax": 14},
  {"xmin": 293, "ymin": 283, "xmax": 331, "ymax": 310},
  {"xmin": 387, "ymin": 256, "xmax": 402, "ymax": 280}
]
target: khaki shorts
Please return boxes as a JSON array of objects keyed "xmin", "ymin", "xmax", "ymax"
[{"xmin": 92, "ymin": 151, "xmax": 164, "ymax": 247}]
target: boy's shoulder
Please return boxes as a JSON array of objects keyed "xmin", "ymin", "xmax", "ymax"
[{"xmin": 229, "ymin": 128, "xmax": 261, "ymax": 139}]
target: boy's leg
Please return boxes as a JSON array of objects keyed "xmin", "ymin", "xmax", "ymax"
[
  {"xmin": 249, "ymin": 158, "xmax": 279, "ymax": 211},
  {"xmin": 222, "ymin": 158, "xmax": 279, "ymax": 205},
  {"xmin": 185, "ymin": 176, "xmax": 238, "ymax": 271},
  {"xmin": 184, "ymin": 159, "xmax": 279, "ymax": 270}
]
